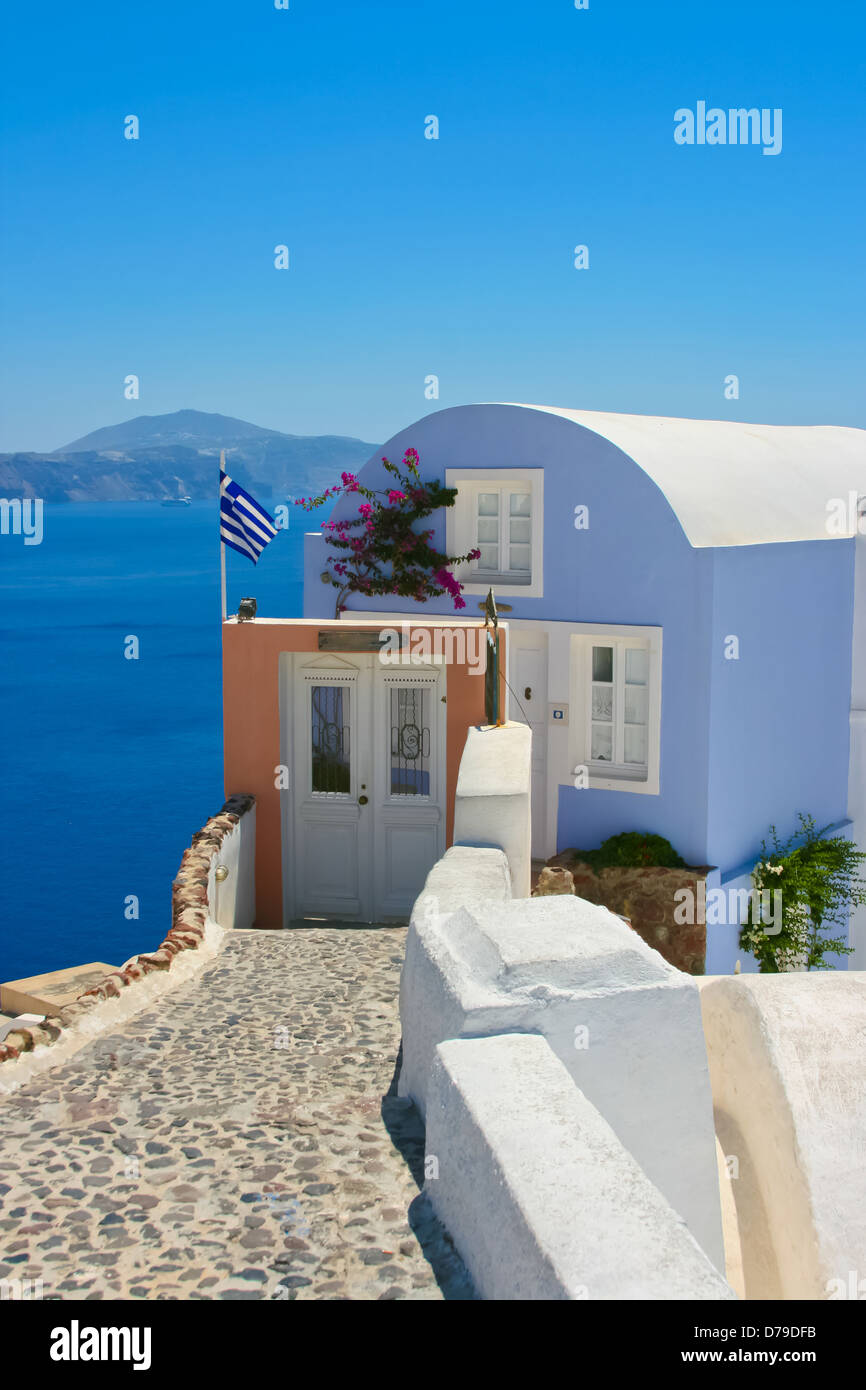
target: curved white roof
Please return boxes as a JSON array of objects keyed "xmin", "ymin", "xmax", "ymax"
[{"xmin": 499, "ymin": 404, "xmax": 866, "ymax": 548}]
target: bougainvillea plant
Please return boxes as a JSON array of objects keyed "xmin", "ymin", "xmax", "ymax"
[{"xmin": 295, "ymin": 447, "xmax": 481, "ymax": 618}]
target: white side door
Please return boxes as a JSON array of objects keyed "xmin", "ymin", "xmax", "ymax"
[
  {"xmin": 292, "ymin": 653, "xmax": 374, "ymax": 919},
  {"xmin": 510, "ymin": 634, "xmax": 549, "ymax": 859}
]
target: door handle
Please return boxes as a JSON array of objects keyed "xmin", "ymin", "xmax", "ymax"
[
  {"xmin": 524, "ymin": 687, "xmax": 532, "ymax": 699},
  {"xmin": 358, "ymin": 795, "xmax": 368, "ymax": 806}
]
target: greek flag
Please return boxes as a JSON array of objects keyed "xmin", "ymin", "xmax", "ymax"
[{"xmin": 220, "ymin": 471, "xmax": 278, "ymax": 564}]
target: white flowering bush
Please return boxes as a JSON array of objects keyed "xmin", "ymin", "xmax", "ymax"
[{"xmin": 739, "ymin": 814, "xmax": 865, "ymax": 972}]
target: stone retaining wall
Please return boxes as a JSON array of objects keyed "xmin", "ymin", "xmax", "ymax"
[
  {"xmin": 0, "ymin": 794, "xmax": 255, "ymax": 1065},
  {"xmin": 550, "ymin": 854, "xmax": 713, "ymax": 974}
]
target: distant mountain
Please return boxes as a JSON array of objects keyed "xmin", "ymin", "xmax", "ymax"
[
  {"xmin": 59, "ymin": 409, "xmax": 286, "ymax": 455},
  {"xmin": 0, "ymin": 410, "xmax": 379, "ymax": 503}
]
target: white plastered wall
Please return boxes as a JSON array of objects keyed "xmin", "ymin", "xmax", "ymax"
[{"xmin": 700, "ymin": 972, "xmax": 866, "ymax": 1299}]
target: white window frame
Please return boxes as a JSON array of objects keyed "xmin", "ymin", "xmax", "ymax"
[
  {"xmin": 445, "ymin": 468, "xmax": 544, "ymax": 598},
  {"xmin": 569, "ymin": 625, "xmax": 662, "ymax": 795}
]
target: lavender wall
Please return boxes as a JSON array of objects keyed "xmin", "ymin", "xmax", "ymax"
[{"xmin": 706, "ymin": 539, "xmax": 855, "ymax": 872}]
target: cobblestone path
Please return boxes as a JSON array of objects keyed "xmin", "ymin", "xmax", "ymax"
[{"xmin": 0, "ymin": 927, "xmax": 475, "ymax": 1300}]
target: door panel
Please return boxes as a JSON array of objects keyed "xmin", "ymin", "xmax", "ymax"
[
  {"xmin": 376, "ymin": 814, "xmax": 442, "ymax": 918},
  {"xmin": 297, "ymin": 815, "xmax": 362, "ymax": 916}
]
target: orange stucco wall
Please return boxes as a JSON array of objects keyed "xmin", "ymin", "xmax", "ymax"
[{"xmin": 222, "ymin": 619, "xmax": 505, "ymax": 927}]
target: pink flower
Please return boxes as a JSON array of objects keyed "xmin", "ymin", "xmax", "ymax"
[
  {"xmin": 433, "ymin": 567, "xmax": 461, "ymax": 597},
  {"xmin": 388, "ymin": 490, "xmax": 406, "ymax": 504},
  {"xmin": 453, "ymin": 595, "xmax": 466, "ymax": 610},
  {"xmin": 358, "ymin": 503, "xmax": 373, "ymax": 518}
]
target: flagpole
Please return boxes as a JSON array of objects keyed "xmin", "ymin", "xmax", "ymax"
[{"xmin": 219, "ymin": 449, "xmax": 227, "ymax": 622}]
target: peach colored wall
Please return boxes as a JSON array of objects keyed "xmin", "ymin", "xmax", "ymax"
[{"xmin": 222, "ymin": 621, "xmax": 504, "ymax": 927}]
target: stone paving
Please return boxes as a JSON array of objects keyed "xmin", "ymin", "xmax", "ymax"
[{"xmin": 0, "ymin": 927, "xmax": 476, "ymax": 1301}]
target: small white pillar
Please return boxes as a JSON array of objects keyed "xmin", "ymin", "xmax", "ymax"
[{"xmin": 453, "ymin": 722, "xmax": 532, "ymax": 897}]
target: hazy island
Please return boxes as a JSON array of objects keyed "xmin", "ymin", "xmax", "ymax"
[{"xmin": 0, "ymin": 409, "xmax": 379, "ymax": 503}]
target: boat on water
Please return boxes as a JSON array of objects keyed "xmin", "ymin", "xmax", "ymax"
[{"xmin": 161, "ymin": 496, "xmax": 192, "ymax": 507}]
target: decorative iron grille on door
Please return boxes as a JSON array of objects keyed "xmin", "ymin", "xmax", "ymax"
[
  {"xmin": 389, "ymin": 686, "xmax": 431, "ymax": 796},
  {"xmin": 310, "ymin": 685, "xmax": 351, "ymax": 794}
]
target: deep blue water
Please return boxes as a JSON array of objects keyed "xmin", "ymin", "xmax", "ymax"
[{"xmin": 0, "ymin": 502, "xmax": 303, "ymax": 983}]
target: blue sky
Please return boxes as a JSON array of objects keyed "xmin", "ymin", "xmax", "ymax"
[{"xmin": 1, "ymin": 0, "xmax": 864, "ymax": 452}]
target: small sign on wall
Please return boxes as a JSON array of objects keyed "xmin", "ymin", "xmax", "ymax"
[
  {"xmin": 549, "ymin": 703, "xmax": 569, "ymax": 725},
  {"xmin": 319, "ymin": 629, "xmax": 403, "ymax": 652}
]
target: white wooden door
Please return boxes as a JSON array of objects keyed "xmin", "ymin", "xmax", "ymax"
[
  {"xmin": 510, "ymin": 636, "xmax": 548, "ymax": 859},
  {"xmin": 290, "ymin": 653, "xmax": 445, "ymax": 921}
]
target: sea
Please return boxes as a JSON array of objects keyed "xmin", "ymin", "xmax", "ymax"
[{"xmin": 0, "ymin": 501, "xmax": 304, "ymax": 985}]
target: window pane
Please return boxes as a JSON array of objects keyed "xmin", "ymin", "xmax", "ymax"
[
  {"xmin": 390, "ymin": 688, "xmax": 431, "ymax": 796},
  {"xmin": 624, "ymin": 684, "xmax": 648, "ymax": 726},
  {"xmin": 625, "ymin": 648, "xmax": 648, "ymax": 685},
  {"xmin": 509, "ymin": 516, "xmax": 531, "ymax": 543},
  {"xmin": 478, "ymin": 493, "xmax": 499, "ymax": 517},
  {"xmin": 477, "ymin": 544, "xmax": 498, "ymax": 570},
  {"xmin": 591, "ymin": 724, "xmax": 613, "ymax": 761},
  {"xmin": 509, "ymin": 493, "xmax": 531, "ymax": 517},
  {"xmin": 508, "ymin": 543, "xmax": 531, "ymax": 572},
  {"xmin": 592, "ymin": 646, "xmax": 613, "ymax": 683},
  {"xmin": 624, "ymin": 724, "xmax": 648, "ymax": 766},
  {"xmin": 591, "ymin": 684, "xmax": 613, "ymax": 721},
  {"xmin": 477, "ymin": 517, "xmax": 499, "ymax": 543},
  {"xmin": 311, "ymin": 686, "xmax": 350, "ymax": 793}
]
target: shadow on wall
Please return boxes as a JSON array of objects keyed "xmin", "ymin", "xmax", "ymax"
[
  {"xmin": 700, "ymin": 972, "xmax": 866, "ymax": 1300},
  {"xmin": 379, "ymin": 1045, "xmax": 478, "ymax": 1301},
  {"xmin": 714, "ymin": 1109, "xmax": 783, "ymax": 1300}
]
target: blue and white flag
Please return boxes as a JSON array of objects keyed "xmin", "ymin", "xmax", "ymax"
[{"xmin": 220, "ymin": 470, "xmax": 278, "ymax": 564}]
